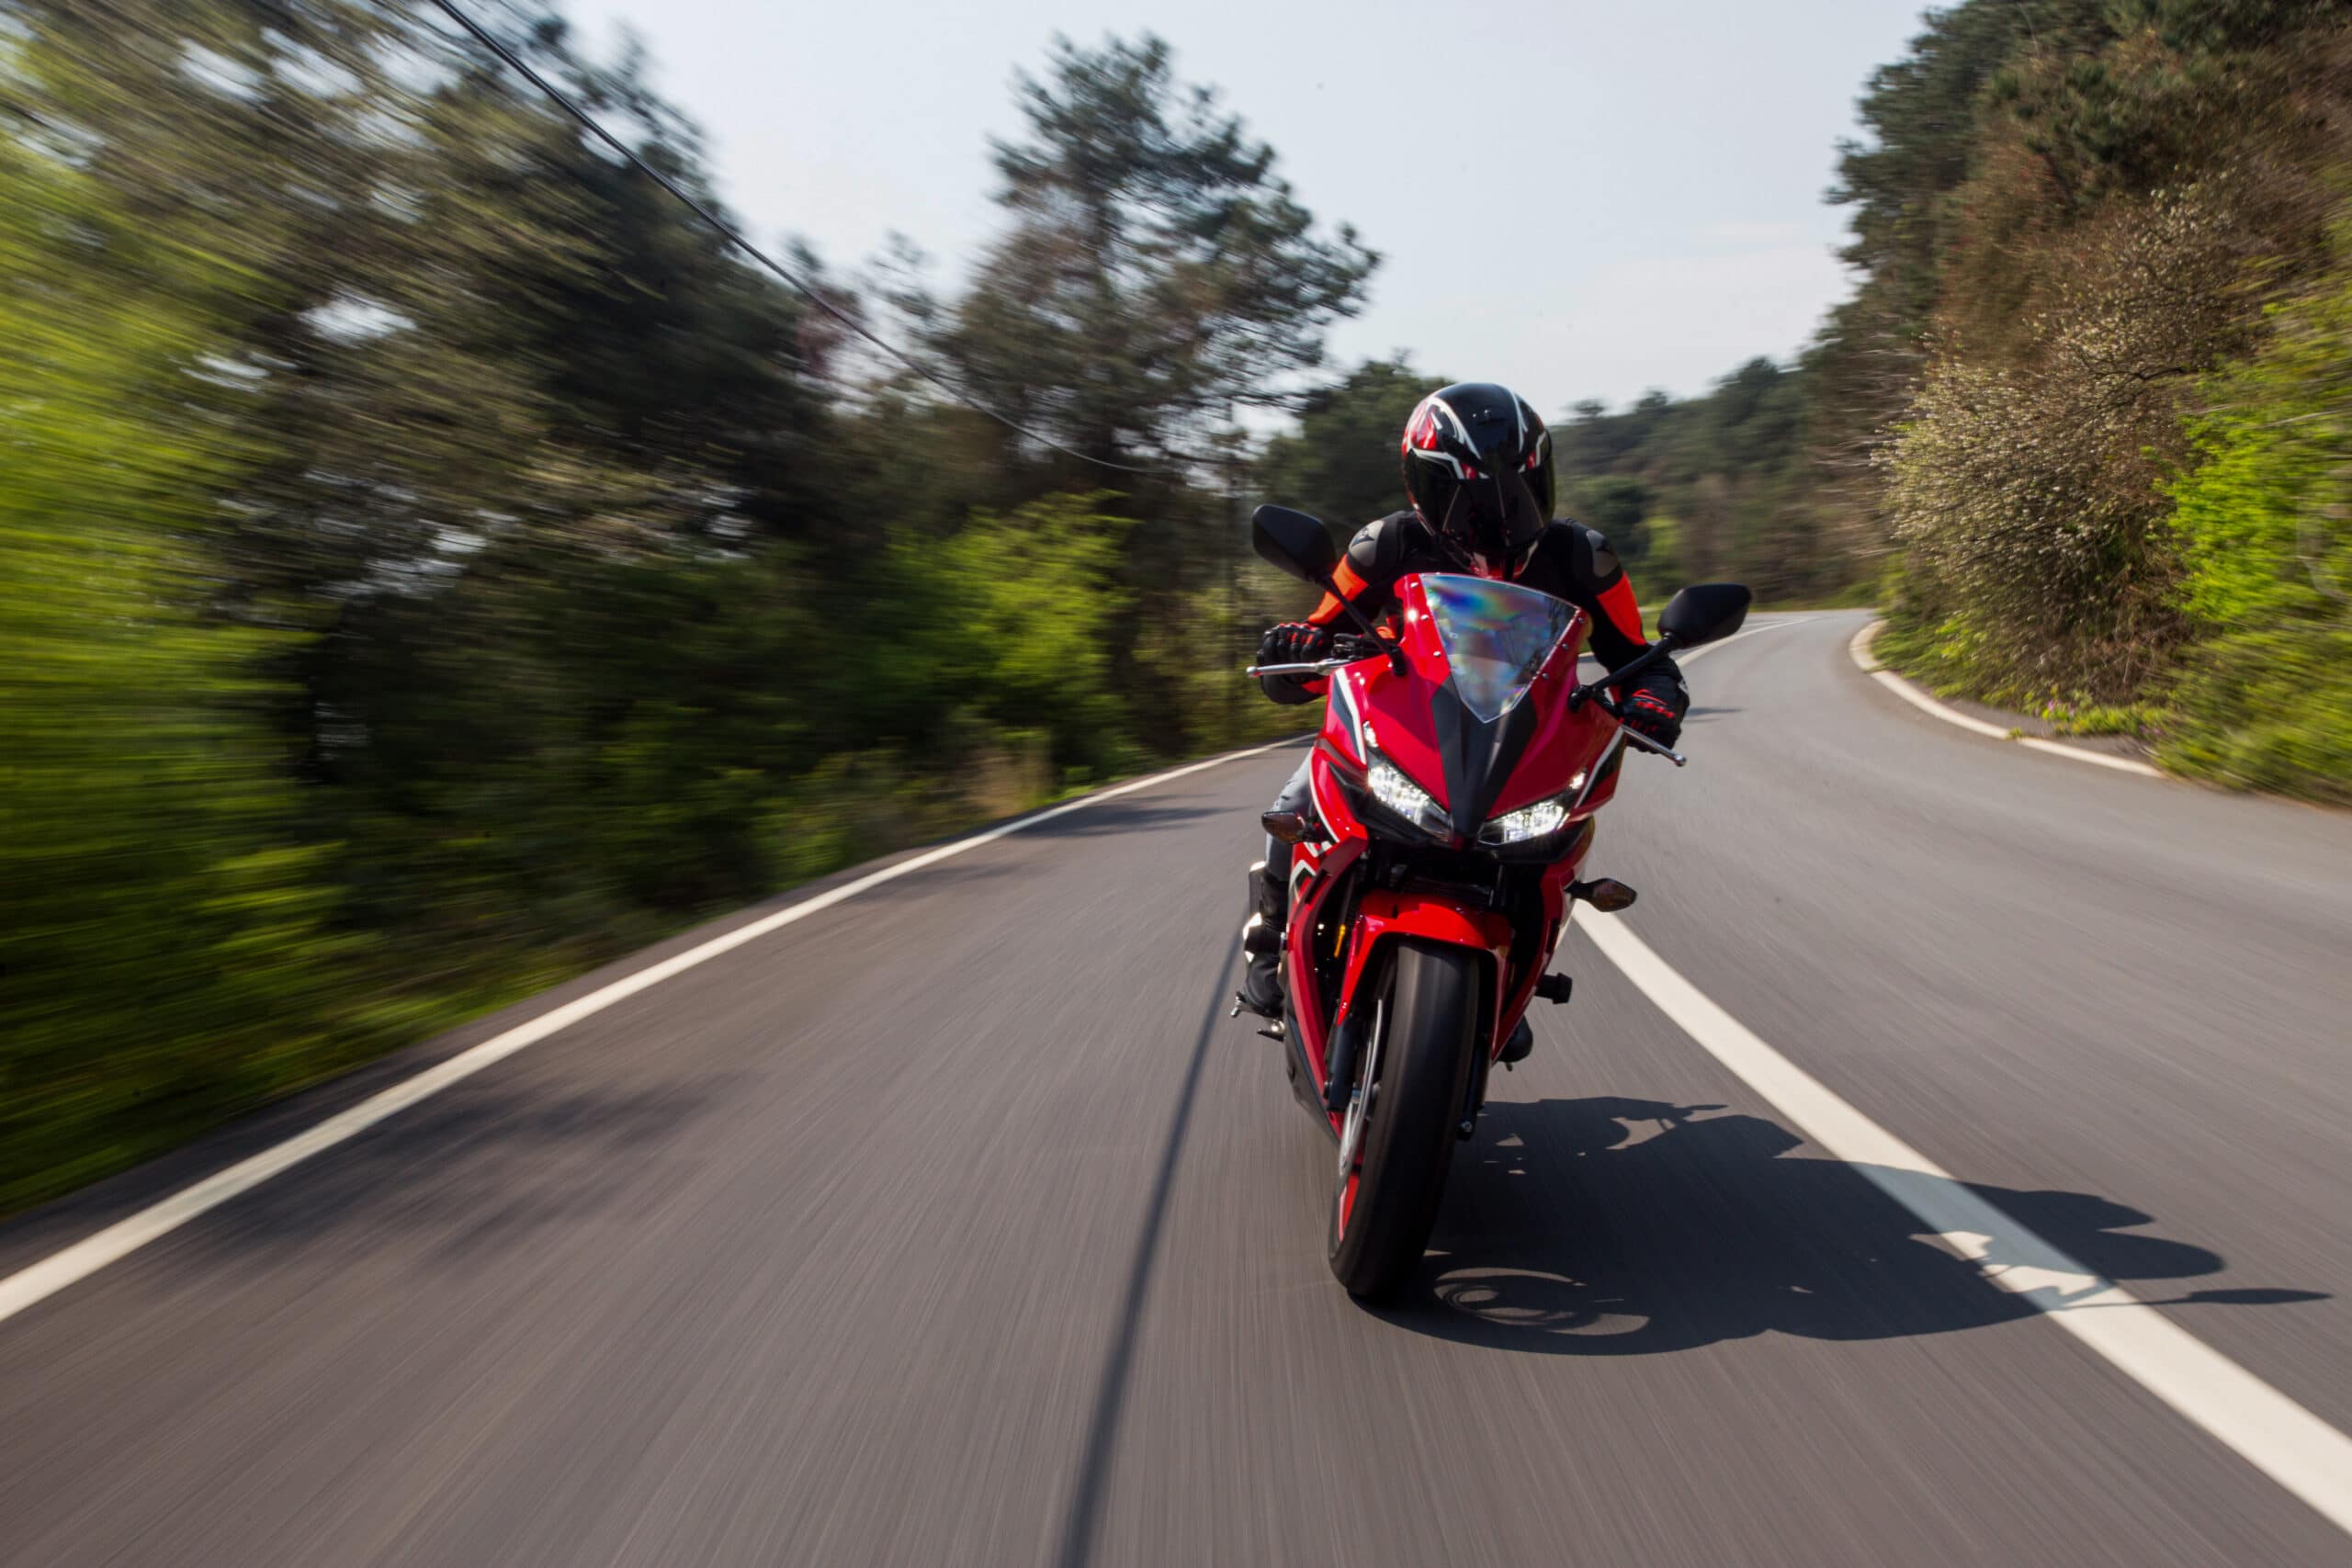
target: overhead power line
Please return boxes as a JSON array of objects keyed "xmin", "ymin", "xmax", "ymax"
[{"xmin": 422, "ymin": 0, "xmax": 1186, "ymax": 477}]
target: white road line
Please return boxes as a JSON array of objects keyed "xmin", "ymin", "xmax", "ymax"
[
  {"xmin": 0, "ymin": 739, "xmax": 1295, "ymax": 1328},
  {"xmin": 2018, "ymin": 736, "xmax": 2166, "ymax": 775},
  {"xmin": 1580, "ymin": 909, "xmax": 2352, "ymax": 1540},
  {"xmin": 1579, "ymin": 615, "xmax": 1811, "ymax": 679},
  {"xmin": 1680, "ymin": 616, "xmax": 1810, "ymax": 666},
  {"xmin": 1849, "ymin": 618, "xmax": 2166, "ymax": 777},
  {"xmin": 1871, "ymin": 667, "xmax": 2016, "ymax": 739}
]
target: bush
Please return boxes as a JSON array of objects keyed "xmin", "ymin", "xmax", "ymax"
[
  {"xmin": 2161, "ymin": 219, "xmax": 2352, "ymax": 800},
  {"xmin": 1880, "ymin": 184, "xmax": 2248, "ymax": 704}
]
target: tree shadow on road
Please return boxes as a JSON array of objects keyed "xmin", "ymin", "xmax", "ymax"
[
  {"xmin": 1018, "ymin": 801, "xmax": 1227, "ymax": 838},
  {"xmin": 1370, "ymin": 1096, "xmax": 2326, "ymax": 1353},
  {"xmin": 168, "ymin": 1071, "xmax": 749, "ymax": 1269}
]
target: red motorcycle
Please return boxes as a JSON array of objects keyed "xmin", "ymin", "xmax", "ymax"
[{"xmin": 1243, "ymin": 505, "xmax": 1750, "ymax": 1299}]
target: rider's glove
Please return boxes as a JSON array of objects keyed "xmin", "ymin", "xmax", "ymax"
[
  {"xmin": 1620, "ymin": 684, "xmax": 1684, "ymax": 749},
  {"xmin": 1258, "ymin": 622, "xmax": 1332, "ymax": 668}
]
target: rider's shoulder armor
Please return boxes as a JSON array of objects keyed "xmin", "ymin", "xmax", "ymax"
[
  {"xmin": 1528, "ymin": 520, "xmax": 1622, "ymax": 597},
  {"xmin": 1579, "ymin": 525, "xmax": 1622, "ymax": 581},
  {"xmin": 1342, "ymin": 510, "xmax": 1427, "ymax": 584}
]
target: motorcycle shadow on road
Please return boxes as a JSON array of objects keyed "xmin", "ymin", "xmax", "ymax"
[{"xmin": 1373, "ymin": 1097, "xmax": 2326, "ymax": 1354}]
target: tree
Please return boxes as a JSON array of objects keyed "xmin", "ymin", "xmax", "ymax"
[
  {"xmin": 0, "ymin": 23, "xmax": 355, "ymax": 1205},
  {"xmin": 940, "ymin": 32, "xmax": 1377, "ymax": 470},
  {"xmin": 1254, "ymin": 358, "xmax": 1445, "ymax": 532},
  {"xmin": 1567, "ymin": 476, "xmax": 1653, "ymax": 571}
]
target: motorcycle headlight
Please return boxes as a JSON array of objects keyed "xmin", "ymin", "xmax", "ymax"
[
  {"xmin": 1365, "ymin": 756, "xmax": 1449, "ymax": 838},
  {"xmin": 1477, "ymin": 772, "xmax": 1588, "ymax": 847}
]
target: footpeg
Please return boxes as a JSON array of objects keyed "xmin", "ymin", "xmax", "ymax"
[
  {"xmin": 1231, "ymin": 989, "xmax": 1281, "ymax": 1023},
  {"xmin": 1534, "ymin": 973, "xmax": 1574, "ymax": 1005}
]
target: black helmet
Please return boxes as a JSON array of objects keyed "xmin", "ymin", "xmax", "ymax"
[{"xmin": 1399, "ymin": 382, "xmax": 1555, "ymax": 577}]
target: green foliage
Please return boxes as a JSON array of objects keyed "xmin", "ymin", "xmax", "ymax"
[
  {"xmin": 0, "ymin": 57, "xmax": 363, "ymax": 1207},
  {"xmin": 1853, "ymin": 0, "xmax": 2352, "ymax": 788},
  {"xmin": 940, "ymin": 31, "xmax": 1377, "ymax": 468},
  {"xmin": 0, "ymin": 6, "xmax": 1329, "ymax": 1209},
  {"xmin": 2161, "ymin": 222, "xmax": 2352, "ymax": 800},
  {"xmin": 914, "ymin": 495, "xmax": 1136, "ymax": 770},
  {"xmin": 1254, "ymin": 358, "xmax": 1444, "ymax": 529},
  {"xmin": 1881, "ymin": 185, "xmax": 2250, "ymax": 701},
  {"xmin": 1550, "ymin": 359, "xmax": 1850, "ymax": 601}
]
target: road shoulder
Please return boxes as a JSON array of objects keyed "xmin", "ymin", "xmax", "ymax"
[{"xmin": 1849, "ymin": 619, "xmax": 2165, "ymax": 777}]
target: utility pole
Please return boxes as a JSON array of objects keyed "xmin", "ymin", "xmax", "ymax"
[{"xmin": 1225, "ymin": 397, "xmax": 1244, "ymax": 747}]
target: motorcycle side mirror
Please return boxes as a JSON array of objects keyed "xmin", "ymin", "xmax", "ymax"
[
  {"xmin": 1251, "ymin": 505, "xmax": 1341, "ymax": 586},
  {"xmin": 1657, "ymin": 582, "xmax": 1752, "ymax": 648}
]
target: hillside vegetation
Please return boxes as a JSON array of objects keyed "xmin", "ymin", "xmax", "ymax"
[{"xmin": 1842, "ymin": 0, "xmax": 2352, "ymax": 795}]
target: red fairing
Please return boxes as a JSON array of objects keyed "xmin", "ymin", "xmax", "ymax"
[
  {"xmin": 1320, "ymin": 578, "xmax": 1621, "ymax": 820},
  {"xmin": 1484, "ymin": 603, "xmax": 1621, "ymax": 819},
  {"xmin": 1280, "ymin": 570, "xmax": 1636, "ymax": 1130}
]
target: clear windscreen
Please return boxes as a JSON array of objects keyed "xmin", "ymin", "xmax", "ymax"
[{"xmin": 1420, "ymin": 574, "xmax": 1574, "ymax": 723}]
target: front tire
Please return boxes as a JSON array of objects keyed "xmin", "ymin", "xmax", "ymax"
[{"xmin": 1328, "ymin": 939, "xmax": 1479, "ymax": 1300}]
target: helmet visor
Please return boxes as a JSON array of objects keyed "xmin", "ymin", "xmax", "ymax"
[{"xmin": 1441, "ymin": 469, "xmax": 1547, "ymax": 570}]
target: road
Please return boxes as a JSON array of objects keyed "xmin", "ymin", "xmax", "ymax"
[{"xmin": 4, "ymin": 610, "xmax": 2350, "ymax": 1566}]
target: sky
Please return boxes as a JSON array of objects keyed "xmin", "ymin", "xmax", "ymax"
[{"xmin": 563, "ymin": 0, "xmax": 1931, "ymax": 419}]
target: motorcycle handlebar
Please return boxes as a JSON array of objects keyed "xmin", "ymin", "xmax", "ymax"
[
  {"xmin": 1244, "ymin": 633, "xmax": 1387, "ymax": 680},
  {"xmin": 1246, "ymin": 633, "xmax": 1691, "ymax": 764},
  {"xmin": 1244, "ymin": 659, "xmax": 1353, "ymax": 677}
]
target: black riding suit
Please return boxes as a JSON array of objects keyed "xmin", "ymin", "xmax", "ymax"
[{"xmin": 1239, "ymin": 512, "xmax": 1684, "ymax": 1015}]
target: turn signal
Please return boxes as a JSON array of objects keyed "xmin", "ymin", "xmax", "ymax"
[
  {"xmin": 1568, "ymin": 877, "xmax": 1637, "ymax": 912},
  {"xmin": 1261, "ymin": 810, "xmax": 1325, "ymax": 846}
]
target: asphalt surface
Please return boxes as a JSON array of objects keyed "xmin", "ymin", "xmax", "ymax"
[{"xmin": 5, "ymin": 610, "xmax": 2350, "ymax": 1566}]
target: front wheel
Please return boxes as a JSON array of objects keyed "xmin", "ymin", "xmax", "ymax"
[{"xmin": 1328, "ymin": 939, "xmax": 1479, "ymax": 1300}]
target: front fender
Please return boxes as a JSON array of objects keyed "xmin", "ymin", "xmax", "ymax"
[{"xmin": 1335, "ymin": 890, "xmax": 1511, "ymax": 1052}]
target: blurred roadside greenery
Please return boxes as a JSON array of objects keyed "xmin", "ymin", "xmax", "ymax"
[
  {"xmin": 0, "ymin": 6, "xmax": 1342, "ymax": 1211},
  {"xmin": 1846, "ymin": 0, "xmax": 2352, "ymax": 798}
]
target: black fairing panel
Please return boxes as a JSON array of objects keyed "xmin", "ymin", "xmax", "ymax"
[{"xmin": 1430, "ymin": 682, "xmax": 1538, "ymax": 840}]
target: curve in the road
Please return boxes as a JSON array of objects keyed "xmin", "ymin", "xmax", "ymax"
[{"xmin": 1849, "ymin": 618, "xmax": 2165, "ymax": 777}]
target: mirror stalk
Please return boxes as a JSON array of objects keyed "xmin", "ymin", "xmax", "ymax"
[
  {"xmin": 1312, "ymin": 571, "xmax": 1408, "ymax": 675},
  {"xmin": 1567, "ymin": 631, "xmax": 1679, "ymax": 713}
]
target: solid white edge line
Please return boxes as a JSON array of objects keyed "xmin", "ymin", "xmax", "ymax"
[
  {"xmin": 2019, "ymin": 736, "xmax": 2166, "ymax": 776},
  {"xmin": 1849, "ymin": 618, "xmax": 2166, "ymax": 777},
  {"xmin": 1578, "ymin": 908, "xmax": 2352, "ymax": 1540},
  {"xmin": 0, "ymin": 738, "xmax": 1296, "ymax": 1327},
  {"xmin": 1871, "ymin": 667, "xmax": 2017, "ymax": 739}
]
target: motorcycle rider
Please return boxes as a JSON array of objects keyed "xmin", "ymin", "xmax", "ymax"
[{"xmin": 1237, "ymin": 382, "xmax": 1688, "ymax": 1048}]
